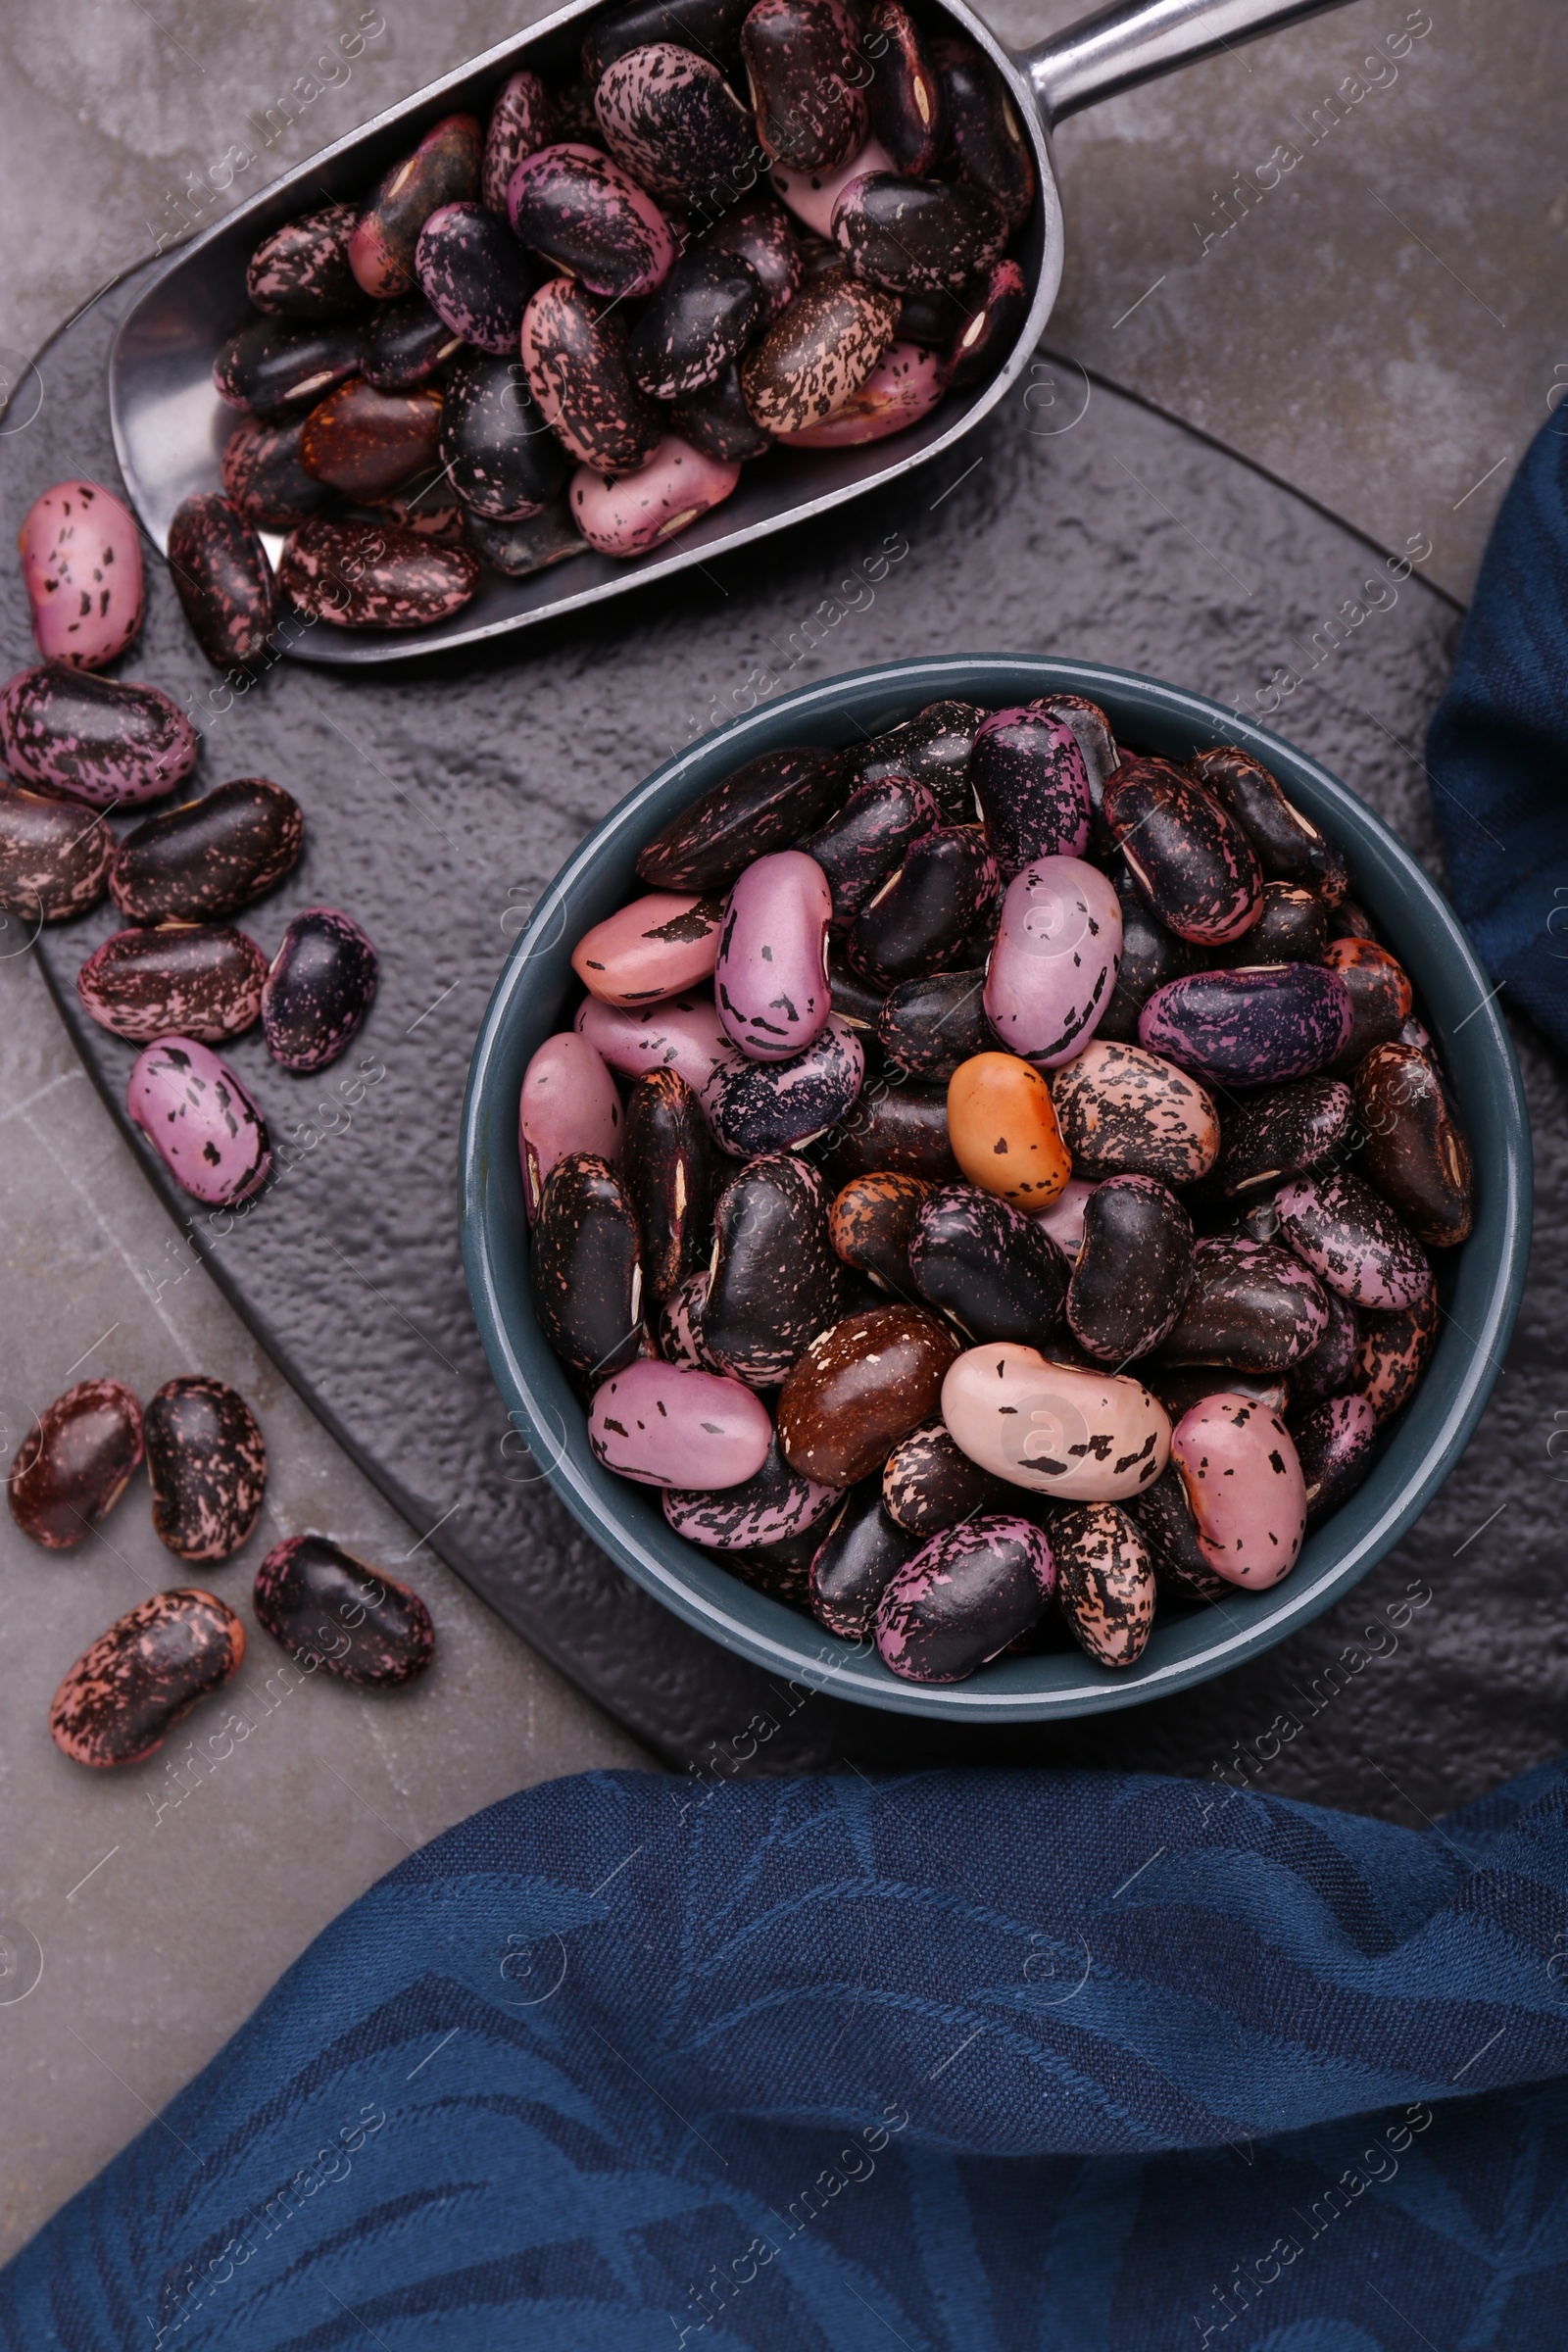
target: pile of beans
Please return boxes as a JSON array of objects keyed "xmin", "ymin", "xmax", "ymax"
[
  {"xmin": 8, "ymin": 1372, "xmax": 434, "ymax": 1766},
  {"xmin": 195, "ymin": 0, "xmax": 1032, "ymax": 633},
  {"xmin": 3, "ymin": 478, "xmax": 379, "ymax": 1208},
  {"xmin": 521, "ymin": 695, "xmax": 1473, "ymax": 1685}
]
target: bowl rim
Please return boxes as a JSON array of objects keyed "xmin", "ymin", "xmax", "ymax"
[{"xmin": 460, "ymin": 655, "xmax": 1532, "ymax": 1722}]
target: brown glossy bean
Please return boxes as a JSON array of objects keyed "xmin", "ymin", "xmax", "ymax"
[
  {"xmin": 146, "ymin": 1376, "xmax": 268, "ymax": 1562},
  {"xmin": 50, "ymin": 1590, "xmax": 245, "ymax": 1767},
  {"xmin": 254, "ymin": 1534, "xmax": 435, "ymax": 1685},
  {"xmin": 77, "ymin": 925, "xmax": 268, "ymax": 1044},
  {"xmin": 778, "ymin": 1304, "xmax": 958, "ymax": 1485},
  {"xmin": 1326, "ymin": 938, "xmax": 1412, "ymax": 1068},
  {"xmin": 622, "ymin": 1068, "xmax": 713, "ymax": 1303},
  {"xmin": 9, "ymin": 1380, "xmax": 144, "ymax": 1549},
  {"xmin": 0, "ymin": 779, "xmax": 111, "ymax": 921},
  {"xmin": 828, "ymin": 1170, "xmax": 929, "ymax": 1292},
  {"xmin": 1354, "ymin": 1042, "xmax": 1473, "ymax": 1247}
]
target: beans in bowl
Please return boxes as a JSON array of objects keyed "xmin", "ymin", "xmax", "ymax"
[{"xmin": 521, "ymin": 697, "xmax": 1473, "ymax": 1685}]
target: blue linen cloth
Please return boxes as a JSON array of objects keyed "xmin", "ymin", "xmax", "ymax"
[
  {"xmin": 5, "ymin": 1759, "xmax": 1568, "ymax": 2350},
  {"xmin": 1427, "ymin": 412, "xmax": 1568, "ymax": 1051}
]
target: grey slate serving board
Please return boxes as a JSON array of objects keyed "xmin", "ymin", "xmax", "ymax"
[{"xmin": 5, "ymin": 270, "xmax": 1563, "ymax": 1819}]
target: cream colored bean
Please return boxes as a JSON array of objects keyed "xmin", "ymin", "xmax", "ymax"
[{"xmin": 940, "ymin": 1343, "xmax": 1170, "ymax": 1502}]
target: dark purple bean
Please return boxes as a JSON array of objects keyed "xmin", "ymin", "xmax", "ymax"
[
  {"xmin": 810, "ymin": 1481, "xmax": 914, "ymax": 1636},
  {"xmin": 1125, "ymin": 1464, "xmax": 1228, "ymax": 1603},
  {"xmin": 671, "ymin": 362, "xmax": 774, "ymax": 459},
  {"xmin": 439, "ymin": 350, "xmax": 569, "ymax": 519},
  {"xmin": 167, "ymin": 492, "xmax": 278, "ymax": 671},
  {"xmin": 509, "ymin": 143, "xmax": 675, "ymax": 300},
  {"xmin": 10, "ymin": 1380, "xmax": 143, "ymax": 1549},
  {"xmin": 877, "ymin": 1513, "xmax": 1053, "ymax": 1682},
  {"xmin": 1351, "ymin": 1283, "xmax": 1438, "ymax": 1421},
  {"xmin": 877, "ymin": 965, "xmax": 990, "ymax": 1082},
  {"xmin": 697, "ymin": 195, "xmax": 801, "ymax": 322},
  {"xmin": 1103, "ymin": 755, "xmax": 1263, "ymax": 946},
  {"xmin": 846, "ymin": 823, "xmax": 999, "ymax": 987},
  {"xmin": 800, "ymin": 775, "xmax": 939, "ymax": 931},
  {"xmin": 416, "ymin": 201, "xmax": 541, "ymax": 353},
  {"xmin": 213, "ymin": 318, "xmax": 364, "ymax": 417},
  {"xmin": 1158, "ymin": 1235, "xmax": 1329, "ymax": 1372},
  {"xmin": 254, "ymin": 1534, "xmax": 434, "ymax": 1683},
  {"xmin": 1275, "ymin": 1168, "xmax": 1432, "ymax": 1312},
  {"xmin": 110, "ymin": 778, "xmax": 303, "ymax": 923},
  {"xmin": 850, "ymin": 700, "xmax": 983, "ymax": 823},
  {"xmin": 1189, "ymin": 745, "xmax": 1349, "ymax": 905},
  {"xmin": 145, "ymin": 1376, "xmax": 267, "ymax": 1562},
  {"xmin": 50, "ymin": 1591, "xmax": 244, "ymax": 1767},
  {"xmin": 623, "ymin": 1067, "xmax": 713, "ymax": 1301},
  {"xmin": 702, "ymin": 1152, "xmax": 840, "ymax": 1383},
  {"xmin": 368, "ymin": 469, "xmax": 467, "ymax": 542},
  {"xmin": 279, "ymin": 518, "xmax": 480, "ymax": 629},
  {"xmin": 1296, "ymin": 1394, "xmax": 1378, "ymax": 1529},
  {"xmin": 0, "ymin": 780, "xmax": 111, "ymax": 920},
  {"xmin": 865, "ymin": 0, "xmax": 944, "ymax": 172},
  {"xmin": 246, "ymin": 202, "xmax": 365, "ymax": 318},
  {"xmin": 1095, "ymin": 865, "xmax": 1194, "ymax": 1045},
  {"xmin": 881, "ymin": 1419, "xmax": 1009, "ymax": 1535},
  {"xmin": 534, "ymin": 1152, "xmax": 644, "ymax": 1378},
  {"xmin": 262, "ymin": 906, "xmax": 378, "ymax": 1071},
  {"xmin": 483, "ymin": 70, "xmax": 555, "ymax": 212},
  {"xmin": 1215, "ymin": 881, "xmax": 1329, "ymax": 967},
  {"xmin": 361, "ymin": 293, "xmax": 465, "ymax": 391},
  {"xmin": 908, "ymin": 1182, "xmax": 1066, "ymax": 1343},
  {"xmin": 932, "ymin": 35, "xmax": 1036, "ymax": 229},
  {"xmin": 1354, "ymin": 1042, "xmax": 1473, "ymax": 1248},
  {"xmin": 596, "ymin": 41, "xmax": 756, "ymax": 203},
  {"xmin": 638, "ymin": 745, "xmax": 844, "ymax": 889},
  {"xmin": 585, "ymin": 0, "xmax": 752, "ymax": 82},
  {"xmin": 819, "ymin": 1079, "xmax": 961, "ymax": 1187},
  {"xmin": 350, "ymin": 113, "xmax": 483, "ymax": 299},
  {"xmin": 630, "ymin": 248, "xmax": 765, "ymax": 397},
  {"xmin": 77, "ymin": 925, "xmax": 267, "ymax": 1044},
  {"xmin": 945, "ymin": 256, "xmax": 1028, "ymax": 391},
  {"xmin": 0, "ymin": 663, "xmax": 197, "ymax": 809},
  {"xmin": 1215, "ymin": 1076, "xmax": 1354, "ymax": 1197},
  {"xmin": 743, "ymin": 0, "xmax": 866, "ymax": 171},
  {"xmin": 832, "ymin": 172, "xmax": 1006, "ymax": 294},
  {"xmin": 1139, "ymin": 963, "xmax": 1354, "ymax": 1086},
  {"xmin": 221, "ymin": 415, "xmax": 335, "ymax": 528},
  {"xmin": 463, "ymin": 501, "xmax": 589, "ymax": 576},
  {"xmin": 1287, "ymin": 1288, "xmax": 1360, "ymax": 1415},
  {"xmin": 969, "ymin": 705, "xmax": 1091, "ymax": 876},
  {"xmin": 1152, "ymin": 1368, "xmax": 1290, "ymax": 1424},
  {"xmin": 1066, "ymin": 1175, "xmax": 1193, "ymax": 1363}
]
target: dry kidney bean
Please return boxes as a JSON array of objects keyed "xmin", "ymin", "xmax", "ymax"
[
  {"xmin": 127, "ymin": 1039, "xmax": 271, "ymax": 1206},
  {"xmin": 0, "ymin": 781, "xmax": 111, "ymax": 922},
  {"xmin": 877, "ymin": 1514, "xmax": 1054, "ymax": 1683},
  {"xmin": 1189, "ymin": 746, "xmax": 1348, "ymax": 904},
  {"xmin": 350, "ymin": 114, "xmax": 482, "ymax": 299},
  {"xmin": 222, "ymin": 415, "xmax": 335, "ymax": 527},
  {"xmin": 262, "ymin": 907, "xmax": 379, "ymax": 1071},
  {"xmin": 864, "ymin": 0, "xmax": 944, "ymax": 173},
  {"xmin": 214, "ymin": 318, "xmax": 364, "ymax": 417},
  {"xmin": 247, "ymin": 203, "xmax": 364, "ymax": 318},
  {"xmin": 110, "ymin": 778, "xmax": 303, "ymax": 923},
  {"xmin": 255, "ymin": 1535, "xmax": 434, "ymax": 1684},
  {"xmin": 362, "ymin": 295, "xmax": 465, "ymax": 391},
  {"xmin": 510, "ymin": 143, "xmax": 676, "ymax": 299},
  {"xmin": 20, "ymin": 480, "xmax": 144, "ymax": 670},
  {"xmin": 538, "ymin": 704, "xmax": 1461, "ymax": 1683},
  {"xmin": 50, "ymin": 1590, "xmax": 245, "ymax": 1767},
  {"xmin": 1325, "ymin": 937, "xmax": 1413, "ymax": 1068},
  {"xmin": 10, "ymin": 1380, "xmax": 144, "ymax": 1549},
  {"xmin": 1, "ymin": 664, "xmax": 196, "ymax": 808},
  {"xmin": 78, "ymin": 925, "xmax": 267, "ymax": 1044},
  {"xmin": 483, "ymin": 71, "xmax": 554, "ymax": 212},
  {"xmin": 934, "ymin": 37, "xmax": 1035, "ymax": 228},
  {"xmin": 832, "ymin": 174, "xmax": 1006, "ymax": 293},
  {"xmin": 742, "ymin": 273, "xmax": 899, "ymax": 434},
  {"xmin": 300, "ymin": 380, "xmax": 443, "ymax": 501},
  {"xmin": 279, "ymin": 518, "xmax": 480, "ymax": 628},
  {"xmin": 416, "ymin": 202, "xmax": 541, "ymax": 353},
  {"xmin": 145, "ymin": 1375, "xmax": 267, "ymax": 1561}
]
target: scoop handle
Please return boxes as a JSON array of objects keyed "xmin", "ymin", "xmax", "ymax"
[{"xmin": 1023, "ymin": 0, "xmax": 1360, "ymax": 125}]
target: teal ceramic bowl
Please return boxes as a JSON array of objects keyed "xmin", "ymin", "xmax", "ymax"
[{"xmin": 460, "ymin": 658, "xmax": 1531, "ymax": 1721}]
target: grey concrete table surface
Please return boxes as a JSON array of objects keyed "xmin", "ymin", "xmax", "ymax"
[{"xmin": 0, "ymin": 0, "xmax": 1563, "ymax": 2270}]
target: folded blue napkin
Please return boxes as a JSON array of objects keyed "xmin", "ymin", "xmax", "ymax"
[
  {"xmin": 5, "ymin": 1759, "xmax": 1568, "ymax": 2350},
  {"xmin": 1427, "ymin": 412, "xmax": 1568, "ymax": 1051}
]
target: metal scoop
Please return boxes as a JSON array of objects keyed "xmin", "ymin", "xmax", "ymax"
[{"xmin": 109, "ymin": 0, "xmax": 1352, "ymax": 665}]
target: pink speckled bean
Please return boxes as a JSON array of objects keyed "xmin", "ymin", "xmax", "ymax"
[
  {"xmin": 1274, "ymin": 1167, "xmax": 1431, "ymax": 1311},
  {"xmin": 575, "ymin": 991, "xmax": 743, "ymax": 1101},
  {"xmin": 19, "ymin": 480, "xmax": 144, "ymax": 669},
  {"xmin": 1171, "ymin": 1394, "xmax": 1306, "ymax": 1590},
  {"xmin": 518, "ymin": 1031, "xmax": 622, "ymax": 1221},
  {"xmin": 0, "ymin": 663, "xmax": 196, "ymax": 809},
  {"xmin": 586, "ymin": 1359, "xmax": 772, "ymax": 1488},
  {"xmin": 1032, "ymin": 1177, "xmax": 1099, "ymax": 1262},
  {"xmin": 772, "ymin": 341, "xmax": 946, "ymax": 447},
  {"xmin": 983, "ymin": 856, "xmax": 1123, "ymax": 1067},
  {"xmin": 571, "ymin": 891, "xmax": 723, "ymax": 1007},
  {"xmin": 714, "ymin": 850, "xmax": 833, "ymax": 1061},
  {"xmin": 770, "ymin": 134, "xmax": 894, "ymax": 237},
  {"xmin": 569, "ymin": 437, "xmax": 741, "ymax": 558},
  {"xmin": 126, "ymin": 1037, "xmax": 271, "ymax": 1206}
]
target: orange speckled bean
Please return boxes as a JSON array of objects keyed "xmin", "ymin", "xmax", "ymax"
[{"xmin": 947, "ymin": 1051, "xmax": 1071, "ymax": 1206}]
